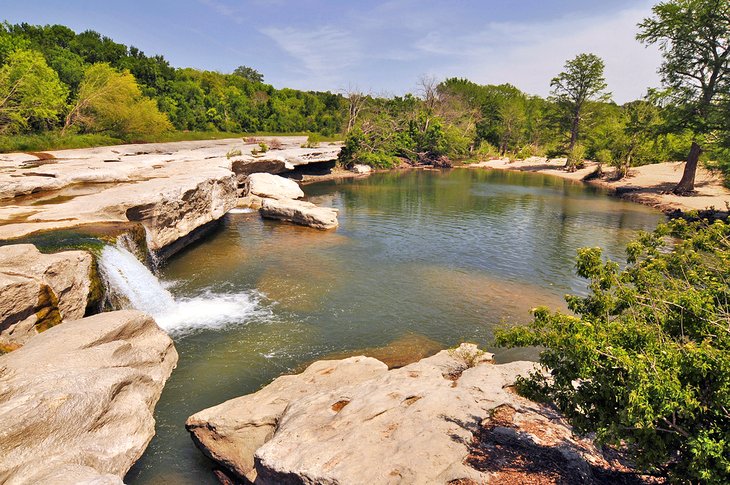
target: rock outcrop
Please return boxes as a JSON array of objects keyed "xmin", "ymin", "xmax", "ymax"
[
  {"xmin": 260, "ymin": 198, "xmax": 339, "ymax": 230},
  {"xmin": 231, "ymin": 145, "xmax": 341, "ymax": 178},
  {"xmin": 246, "ymin": 173, "xmax": 305, "ymax": 200},
  {"xmin": 188, "ymin": 345, "xmax": 637, "ymax": 484},
  {"xmin": 0, "ymin": 244, "xmax": 94, "ymax": 349},
  {"xmin": 0, "ymin": 310, "xmax": 178, "ymax": 484}
]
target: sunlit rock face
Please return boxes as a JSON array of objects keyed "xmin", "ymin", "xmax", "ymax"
[
  {"xmin": 0, "ymin": 310, "xmax": 177, "ymax": 484},
  {"xmin": 0, "ymin": 244, "xmax": 93, "ymax": 350},
  {"xmin": 187, "ymin": 344, "xmax": 634, "ymax": 484}
]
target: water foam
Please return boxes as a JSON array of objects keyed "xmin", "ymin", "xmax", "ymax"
[
  {"xmin": 228, "ymin": 207, "xmax": 255, "ymax": 214},
  {"xmin": 99, "ymin": 245, "xmax": 263, "ymax": 335}
]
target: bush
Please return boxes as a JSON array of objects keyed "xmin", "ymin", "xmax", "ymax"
[
  {"xmin": 594, "ymin": 148, "xmax": 613, "ymax": 166},
  {"xmin": 496, "ymin": 218, "xmax": 730, "ymax": 483},
  {"xmin": 301, "ymin": 133, "xmax": 321, "ymax": 148},
  {"xmin": 565, "ymin": 143, "xmax": 585, "ymax": 171},
  {"xmin": 251, "ymin": 142, "xmax": 268, "ymax": 155},
  {"xmin": 226, "ymin": 148, "xmax": 242, "ymax": 159},
  {"xmin": 516, "ymin": 144, "xmax": 545, "ymax": 160}
]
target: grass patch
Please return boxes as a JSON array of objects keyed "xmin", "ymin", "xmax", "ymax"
[
  {"xmin": 0, "ymin": 131, "xmax": 343, "ymax": 154},
  {"xmin": 0, "ymin": 133, "xmax": 122, "ymax": 153}
]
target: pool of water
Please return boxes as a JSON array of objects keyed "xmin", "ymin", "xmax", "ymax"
[{"xmin": 125, "ymin": 168, "xmax": 662, "ymax": 484}]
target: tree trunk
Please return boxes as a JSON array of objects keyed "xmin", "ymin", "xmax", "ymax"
[
  {"xmin": 673, "ymin": 142, "xmax": 702, "ymax": 195},
  {"xmin": 565, "ymin": 112, "xmax": 580, "ymax": 171}
]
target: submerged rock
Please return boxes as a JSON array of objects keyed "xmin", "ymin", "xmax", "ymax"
[
  {"xmin": 188, "ymin": 344, "xmax": 636, "ymax": 484},
  {"xmin": 246, "ymin": 173, "xmax": 304, "ymax": 200},
  {"xmin": 0, "ymin": 310, "xmax": 177, "ymax": 484},
  {"xmin": 260, "ymin": 198, "xmax": 339, "ymax": 230},
  {"xmin": 0, "ymin": 244, "xmax": 93, "ymax": 349}
]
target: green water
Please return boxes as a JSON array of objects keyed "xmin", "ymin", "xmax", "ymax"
[{"xmin": 125, "ymin": 168, "xmax": 662, "ymax": 484}]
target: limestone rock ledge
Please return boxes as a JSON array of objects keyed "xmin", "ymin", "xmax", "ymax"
[
  {"xmin": 0, "ymin": 310, "xmax": 178, "ymax": 484},
  {"xmin": 0, "ymin": 244, "xmax": 94, "ymax": 349},
  {"xmin": 260, "ymin": 198, "xmax": 339, "ymax": 230},
  {"xmin": 187, "ymin": 344, "xmax": 623, "ymax": 484}
]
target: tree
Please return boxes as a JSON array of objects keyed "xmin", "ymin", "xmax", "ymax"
[
  {"xmin": 232, "ymin": 65, "xmax": 263, "ymax": 83},
  {"xmin": 344, "ymin": 86, "xmax": 366, "ymax": 133},
  {"xmin": 64, "ymin": 63, "xmax": 171, "ymax": 138},
  {"xmin": 496, "ymin": 218, "xmax": 730, "ymax": 483},
  {"xmin": 550, "ymin": 53, "xmax": 611, "ymax": 171},
  {"xmin": 496, "ymin": 96, "xmax": 526, "ymax": 155},
  {"xmin": 638, "ymin": 0, "xmax": 730, "ymax": 194},
  {"xmin": 0, "ymin": 49, "xmax": 67, "ymax": 133}
]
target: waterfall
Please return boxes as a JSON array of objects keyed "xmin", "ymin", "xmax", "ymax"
[{"xmin": 98, "ymin": 244, "xmax": 264, "ymax": 335}]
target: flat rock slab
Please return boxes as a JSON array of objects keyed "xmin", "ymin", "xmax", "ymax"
[
  {"xmin": 188, "ymin": 345, "xmax": 627, "ymax": 484},
  {"xmin": 0, "ymin": 244, "xmax": 93, "ymax": 348},
  {"xmin": 260, "ymin": 197, "xmax": 338, "ymax": 230},
  {"xmin": 0, "ymin": 310, "xmax": 177, "ymax": 484}
]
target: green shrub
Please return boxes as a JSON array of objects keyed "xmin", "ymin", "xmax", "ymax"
[
  {"xmin": 497, "ymin": 218, "xmax": 730, "ymax": 483},
  {"xmin": 594, "ymin": 148, "xmax": 613, "ymax": 166},
  {"xmin": 226, "ymin": 148, "xmax": 242, "ymax": 159},
  {"xmin": 301, "ymin": 133, "xmax": 321, "ymax": 148},
  {"xmin": 251, "ymin": 142, "xmax": 268, "ymax": 155},
  {"xmin": 515, "ymin": 144, "xmax": 545, "ymax": 160},
  {"xmin": 565, "ymin": 143, "xmax": 585, "ymax": 171}
]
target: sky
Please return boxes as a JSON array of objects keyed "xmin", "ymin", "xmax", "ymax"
[{"xmin": 2, "ymin": 0, "xmax": 663, "ymax": 103}]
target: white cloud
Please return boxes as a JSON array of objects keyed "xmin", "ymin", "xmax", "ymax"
[
  {"xmin": 259, "ymin": 26, "xmax": 360, "ymax": 86},
  {"xmin": 197, "ymin": 0, "xmax": 245, "ymax": 24},
  {"xmin": 408, "ymin": 4, "xmax": 663, "ymax": 102}
]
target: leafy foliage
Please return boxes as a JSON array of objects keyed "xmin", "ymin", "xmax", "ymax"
[
  {"xmin": 0, "ymin": 22, "xmax": 346, "ymax": 141},
  {"xmin": 0, "ymin": 49, "xmax": 67, "ymax": 133},
  {"xmin": 496, "ymin": 219, "xmax": 730, "ymax": 482},
  {"xmin": 550, "ymin": 53, "xmax": 611, "ymax": 170},
  {"xmin": 637, "ymin": 0, "xmax": 730, "ymax": 193},
  {"xmin": 65, "ymin": 63, "xmax": 171, "ymax": 137}
]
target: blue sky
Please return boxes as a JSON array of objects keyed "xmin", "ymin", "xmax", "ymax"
[{"xmin": 3, "ymin": 0, "xmax": 662, "ymax": 102}]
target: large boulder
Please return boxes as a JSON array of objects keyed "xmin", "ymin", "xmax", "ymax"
[
  {"xmin": 125, "ymin": 175, "xmax": 237, "ymax": 255},
  {"xmin": 0, "ymin": 310, "xmax": 178, "ymax": 484},
  {"xmin": 246, "ymin": 173, "xmax": 304, "ymax": 200},
  {"xmin": 0, "ymin": 244, "xmax": 95, "ymax": 349},
  {"xmin": 187, "ymin": 356, "xmax": 387, "ymax": 482},
  {"xmin": 259, "ymin": 198, "xmax": 339, "ymax": 230},
  {"xmin": 188, "ymin": 345, "xmax": 635, "ymax": 484}
]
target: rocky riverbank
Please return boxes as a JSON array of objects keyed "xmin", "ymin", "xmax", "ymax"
[
  {"xmin": 187, "ymin": 344, "xmax": 648, "ymax": 484},
  {"xmin": 0, "ymin": 310, "xmax": 177, "ymax": 484},
  {"xmin": 0, "ymin": 137, "xmax": 346, "ymax": 483},
  {"xmin": 0, "ymin": 136, "xmax": 345, "ymax": 256}
]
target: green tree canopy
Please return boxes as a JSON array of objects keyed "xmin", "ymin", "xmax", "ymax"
[
  {"xmin": 232, "ymin": 65, "xmax": 264, "ymax": 83},
  {"xmin": 550, "ymin": 53, "xmax": 611, "ymax": 170},
  {"xmin": 0, "ymin": 49, "xmax": 67, "ymax": 134},
  {"xmin": 638, "ymin": 0, "xmax": 730, "ymax": 194},
  {"xmin": 64, "ymin": 63, "xmax": 171, "ymax": 138}
]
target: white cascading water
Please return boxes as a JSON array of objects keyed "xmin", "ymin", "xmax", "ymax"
[{"xmin": 98, "ymin": 244, "xmax": 263, "ymax": 335}]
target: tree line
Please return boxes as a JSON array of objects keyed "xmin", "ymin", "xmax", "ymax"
[{"xmin": 0, "ymin": 22, "xmax": 345, "ymax": 141}]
